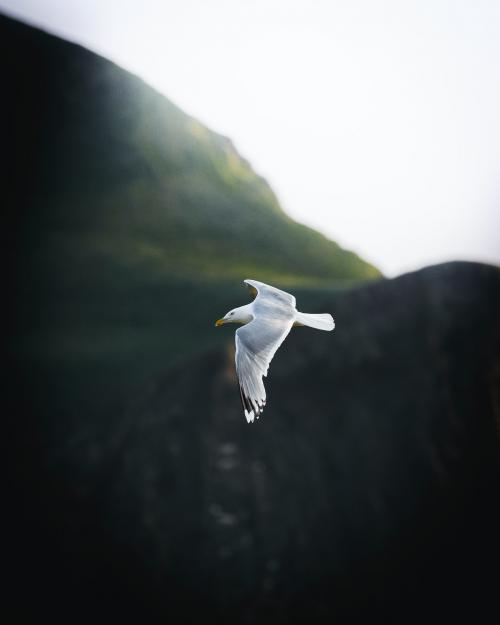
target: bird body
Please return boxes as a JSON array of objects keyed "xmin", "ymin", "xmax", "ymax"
[{"xmin": 215, "ymin": 279, "xmax": 334, "ymax": 423}]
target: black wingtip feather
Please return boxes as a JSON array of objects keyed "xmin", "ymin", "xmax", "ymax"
[
  {"xmin": 239, "ymin": 385, "xmax": 252, "ymax": 414},
  {"xmin": 238, "ymin": 385, "xmax": 265, "ymax": 422}
]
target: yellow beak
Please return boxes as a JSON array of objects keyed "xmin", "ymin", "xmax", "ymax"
[{"xmin": 215, "ymin": 318, "xmax": 225, "ymax": 327}]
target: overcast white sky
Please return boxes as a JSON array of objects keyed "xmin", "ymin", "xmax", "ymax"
[{"xmin": 2, "ymin": 0, "xmax": 499, "ymax": 275}]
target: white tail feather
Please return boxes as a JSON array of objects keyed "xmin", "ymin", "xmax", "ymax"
[{"xmin": 295, "ymin": 312, "xmax": 335, "ymax": 331}]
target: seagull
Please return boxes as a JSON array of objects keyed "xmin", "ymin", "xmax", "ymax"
[{"xmin": 215, "ymin": 279, "xmax": 335, "ymax": 423}]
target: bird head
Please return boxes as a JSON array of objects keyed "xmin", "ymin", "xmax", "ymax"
[
  {"xmin": 215, "ymin": 304, "xmax": 253, "ymax": 327},
  {"xmin": 215, "ymin": 309, "xmax": 237, "ymax": 326}
]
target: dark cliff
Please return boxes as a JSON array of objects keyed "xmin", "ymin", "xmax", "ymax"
[{"xmin": 7, "ymin": 262, "xmax": 500, "ymax": 624}]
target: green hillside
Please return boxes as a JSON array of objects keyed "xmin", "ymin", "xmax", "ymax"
[
  {"xmin": 3, "ymin": 14, "xmax": 380, "ymax": 285},
  {"xmin": 2, "ymin": 11, "xmax": 380, "ymax": 467}
]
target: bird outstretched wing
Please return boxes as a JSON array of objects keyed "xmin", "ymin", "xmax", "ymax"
[
  {"xmin": 235, "ymin": 315, "xmax": 293, "ymax": 423},
  {"xmin": 244, "ymin": 279, "xmax": 296, "ymax": 308}
]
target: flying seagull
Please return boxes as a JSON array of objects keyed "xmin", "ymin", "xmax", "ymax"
[{"xmin": 215, "ymin": 279, "xmax": 335, "ymax": 423}]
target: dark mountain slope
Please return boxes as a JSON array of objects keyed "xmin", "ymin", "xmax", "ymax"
[
  {"xmin": 8, "ymin": 262, "xmax": 500, "ymax": 624},
  {"xmin": 2, "ymin": 13, "xmax": 379, "ymax": 284}
]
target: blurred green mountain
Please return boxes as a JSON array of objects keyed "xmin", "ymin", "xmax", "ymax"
[{"xmin": 3, "ymin": 13, "xmax": 380, "ymax": 285}]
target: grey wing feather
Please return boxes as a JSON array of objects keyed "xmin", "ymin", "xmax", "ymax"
[
  {"xmin": 235, "ymin": 317, "xmax": 293, "ymax": 423},
  {"xmin": 244, "ymin": 279, "xmax": 296, "ymax": 308}
]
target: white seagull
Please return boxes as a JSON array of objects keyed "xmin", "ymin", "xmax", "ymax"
[{"xmin": 215, "ymin": 279, "xmax": 335, "ymax": 423}]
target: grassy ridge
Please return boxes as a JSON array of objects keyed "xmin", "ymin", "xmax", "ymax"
[
  {"xmin": 3, "ymin": 13, "xmax": 379, "ymax": 433},
  {"xmin": 4, "ymin": 13, "xmax": 380, "ymax": 286}
]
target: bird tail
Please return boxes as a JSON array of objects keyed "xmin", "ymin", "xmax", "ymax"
[{"xmin": 294, "ymin": 312, "xmax": 335, "ymax": 331}]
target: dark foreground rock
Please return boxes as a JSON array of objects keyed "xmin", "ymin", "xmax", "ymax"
[{"xmin": 6, "ymin": 262, "xmax": 500, "ymax": 624}]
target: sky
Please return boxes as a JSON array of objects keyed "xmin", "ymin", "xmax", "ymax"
[{"xmin": 2, "ymin": 0, "xmax": 499, "ymax": 276}]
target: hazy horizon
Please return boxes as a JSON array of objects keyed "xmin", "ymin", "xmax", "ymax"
[{"xmin": 2, "ymin": 0, "xmax": 499, "ymax": 276}]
